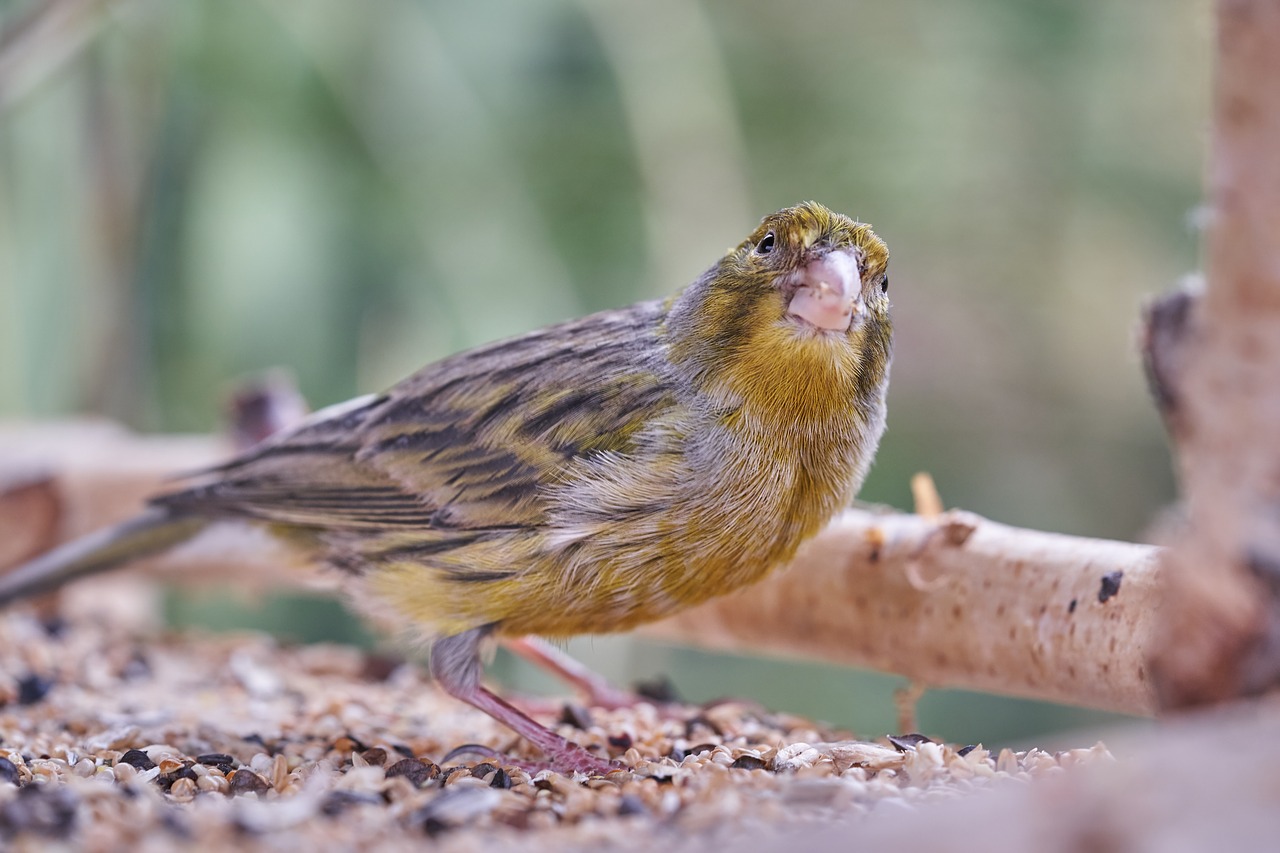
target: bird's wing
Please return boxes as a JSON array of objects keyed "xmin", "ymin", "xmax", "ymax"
[{"xmin": 153, "ymin": 301, "xmax": 676, "ymax": 534}]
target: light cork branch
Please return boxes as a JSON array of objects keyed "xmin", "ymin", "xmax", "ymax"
[
  {"xmin": 647, "ymin": 503, "xmax": 1160, "ymax": 716},
  {"xmin": 1145, "ymin": 0, "xmax": 1280, "ymax": 708},
  {"xmin": 0, "ymin": 421, "xmax": 1162, "ymax": 717}
]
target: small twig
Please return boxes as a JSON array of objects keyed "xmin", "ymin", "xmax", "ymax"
[
  {"xmin": 911, "ymin": 472, "xmax": 944, "ymax": 519},
  {"xmin": 893, "ymin": 681, "xmax": 927, "ymax": 734}
]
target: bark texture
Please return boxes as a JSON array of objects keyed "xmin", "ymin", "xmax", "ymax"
[{"xmin": 1148, "ymin": 0, "xmax": 1280, "ymax": 707}]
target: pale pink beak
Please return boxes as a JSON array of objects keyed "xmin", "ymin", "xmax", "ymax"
[{"xmin": 786, "ymin": 249, "xmax": 863, "ymax": 331}]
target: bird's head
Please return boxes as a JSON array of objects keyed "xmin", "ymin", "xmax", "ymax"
[
  {"xmin": 667, "ymin": 202, "xmax": 891, "ymax": 417},
  {"xmin": 728, "ymin": 201, "xmax": 889, "ymax": 332}
]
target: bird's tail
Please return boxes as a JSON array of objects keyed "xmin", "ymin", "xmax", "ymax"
[{"xmin": 0, "ymin": 508, "xmax": 206, "ymax": 606}]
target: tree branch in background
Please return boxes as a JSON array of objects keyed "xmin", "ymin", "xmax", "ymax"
[
  {"xmin": 0, "ymin": 0, "xmax": 118, "ymax": 110},
  {"xmin": 1147, "ymin": 0, "xmax": 1280, "ymax": 708}
]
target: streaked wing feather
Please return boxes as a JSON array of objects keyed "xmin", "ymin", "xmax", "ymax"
[
  {"xmin": 155, "ymin": 449, "xmax": 441, "ymax": 529},
  {"xmin": 154, "ymin": 300, "xmax": 676, "ymax": 536}
]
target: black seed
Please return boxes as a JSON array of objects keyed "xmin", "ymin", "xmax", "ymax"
[
  {"xmin": 1098, "ymin": 571, "xmax": 1124, "ymax": 603},
  {"xmin": 15, "ymin": 675, "xmax": 53, "ymax": 706},
  {"xmin": 957, "ymin": 745, "xmax": 978, "ymax": 757},
  {"xmin": 887, "ymin": 733, "xmax": 935, "ymax": 751},
  {"xmin": 196, "ymin": 754, "xmax": 234, "ymax": 767},
  {"xmin": 686, "ymin": 743, "xmax": 718, "ymax": 756},
  {"xmin": 160, "ymin": 810, "xmax": 190, "ymax": 838},
  {"xmin": 560, "ymin": 703, "xmax": 594, "ymax": 730},
  {"xmin": 337, "ymin": 735, "xmax": 368, "ymax": 753},
  {"xmin": 385, "ymin": 758, "xmax": 440, "ymax": 787},
  {"xmin": 415, "ymin": 788, "xmax": 496, "ymax": 836},
  {"xmin": 227, "ymin": 770, "xmax": 270, "ymax": 796},
  {"xmin": 0, "ymin": 757, "xmax": 18, "ymax": 785},
  {"xmin": 667, "ymin": 746, "xmax": 687, "ymax": 762},
  {"xmin": 1, "ymin": 785, "xmax": 79, "ymax": 838},
  {"xmin": 1068, "ymin": 598, "xmax": 1078, "ymax": 614},
  {"xmin": 157, "ymin": 766, "xmax": 197, "ymax": 791},
  {"xmin": 119, "ymin": 749, "xmax": 156, "ymax": 771},
  {"xmin": 392, "ymin": 744, "xmax": 416, "ymax": 758},
  {"xmin": 684, "ymin": 716, "xmax": 724, "ymax": 737},
  {"xmin": 39, "ymin": 617, "xmax": 66, "ymax": 638},
  {"xmin": 730, "ymin": 755, "xmax": 769, "ymax": 771},
  {"xmin": 440, "ymin": 766, "xmax": 470, "ymax": 784},
  {"xmin": 618, "ymin": 794, "xmax": 649, "ymax": 816},
  {"xmin": 120, "ymin": 651, "xmax": 152, "ymax": 681},
  {"xmin": 489, "ymin": 767, "xmax": 512, "ymax": 789},
  {"xmin": 608, "ymin": 733, "xmax": 633, "ymax": 751},
  {"xmin": 320, "ymin": 790, "xmax": 382, "ymax": 816},
  {"xmin": 533, "ymin": 778, "xmax": 555, "ymax": 792},
  {"xmin": 361, "ymin": 748, "xmax": 388, "ymax": 767},
  {"xmin": 634, "ymin": 676, "xmax": 680, "ymax": 703},
  {"xmin": 422, "ymin": 817, "xmax": 450, "ymax": 838},
  {"xmin": 469, "ymin": 762, "xmax": 496, "ymax": 780}
]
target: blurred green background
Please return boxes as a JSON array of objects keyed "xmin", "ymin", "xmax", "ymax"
[{"xmin": 0, "ymin": 0, "xmax": 1208, "ymax": 747}]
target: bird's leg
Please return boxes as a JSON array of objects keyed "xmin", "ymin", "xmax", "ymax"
[
  {"xmin": 430, "ymin": 628, "xmax": 620, "ymax": 776},
  {"xmin": 503, "ymin": 636, "xmax": 641, "ymax": 711}
]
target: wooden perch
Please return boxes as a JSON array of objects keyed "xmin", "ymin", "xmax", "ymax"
[
  {"xmin": 0, "ymin": 420, "xmax": 1161, "ymax": 717},
  {"xmin": 647, "ymin": 508, "xmax": 1160, "ymax": 716}
]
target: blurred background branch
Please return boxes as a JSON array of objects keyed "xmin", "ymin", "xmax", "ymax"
[
  {"xmin": 0, "ymin": 0, "xmax": 117, "ymax": 110},
  {"xmin": 1149, "ymin": 0, "xmax": 1280, "ymax": 709}
]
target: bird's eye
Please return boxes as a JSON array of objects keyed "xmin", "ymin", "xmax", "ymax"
[
  {"xmin": 880, "ymin": 274, "xmax": 889, "ymax": 294},
  {"xmin": 755, "ymin": 232, "xmax": 775, "ymax": 255}
]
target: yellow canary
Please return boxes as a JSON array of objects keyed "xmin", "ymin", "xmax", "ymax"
[{"xmin": 0, "ymin": 202, "xmax": 892, "ymax": 775}]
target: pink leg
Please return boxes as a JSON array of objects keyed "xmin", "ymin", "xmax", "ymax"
[
  {"xmin": 431, "ymin": 628, "xmax": 620, "ymax": 776},
  {"xmin": 461, "ymin": 687, "xmax": 619, "ymax": 775},
  {"xmin": 503, "ymin": 636, "xmax": 640, "ymax": 710}
]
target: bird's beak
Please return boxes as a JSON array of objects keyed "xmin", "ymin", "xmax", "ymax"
[{"xmin": 787, "ymin": 249, "xmax": 863, "ymax": 331}]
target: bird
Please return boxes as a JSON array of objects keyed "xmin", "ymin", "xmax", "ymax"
[{"xmin": 0, "ymin": 201, "xmax": 892, "ymax": 775}]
